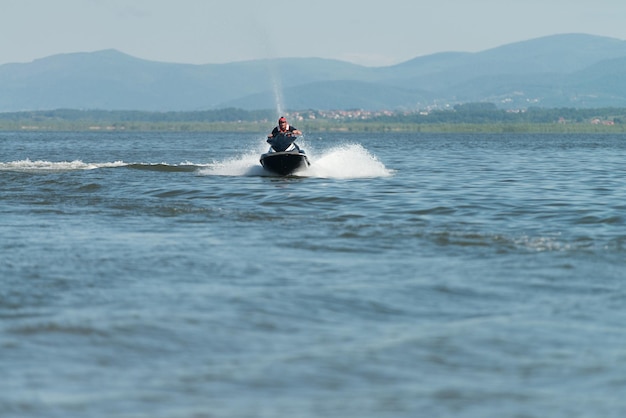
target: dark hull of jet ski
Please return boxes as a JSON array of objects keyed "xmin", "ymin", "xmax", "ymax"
[
  {"xmin": 260, "ymin": 151, "xmax": 310, "ymax": 176},
  {"xmin": 261, "ymin": 132, "xmax": 310, "ymax": 175}
]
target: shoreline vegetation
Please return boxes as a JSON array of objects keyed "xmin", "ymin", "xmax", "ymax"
[{"xmin": 2, "ymin": 105, "xmax": 626, "ymax": 133}]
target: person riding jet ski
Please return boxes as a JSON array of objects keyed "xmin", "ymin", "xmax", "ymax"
[{"xmin": 268, "ymin": 116, "xmax": 302, "ymax": 140}]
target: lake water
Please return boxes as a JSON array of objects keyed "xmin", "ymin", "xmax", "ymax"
[{"xmin": 1, "ymin": 130, "xmax": 625, "ymax": 418}]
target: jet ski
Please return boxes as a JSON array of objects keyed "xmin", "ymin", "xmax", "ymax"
[{"xmin": 260, "ymin": 132, "xmax": 310, "ymax": 176}]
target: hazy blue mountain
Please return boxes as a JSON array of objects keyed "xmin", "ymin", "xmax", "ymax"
[
  {"xmin": 221, "ymin": 80, "xmax": 433, "ymax": 110},
  {"xmin": 1, "ymin": 33, "xmax": 626, "ymax": 111}
]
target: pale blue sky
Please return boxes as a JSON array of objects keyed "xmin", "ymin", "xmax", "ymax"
[{"xmin": 2, "ymin": 0, "xmax": 626, "ymax": 67}]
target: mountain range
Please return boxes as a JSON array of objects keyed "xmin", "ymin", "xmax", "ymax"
[{"xmin": 2, "ymin": 33, "xmax": 626, "ymax": 112}]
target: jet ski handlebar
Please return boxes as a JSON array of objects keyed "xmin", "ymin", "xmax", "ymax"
[{"xmin": 267, "ymin": 132, "xmax": 300, "ymax": 152}]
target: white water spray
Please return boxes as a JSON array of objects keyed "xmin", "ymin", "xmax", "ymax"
[
  {"xmin": 306, "ymin": 144, "xmax": 393, "ymax": 179},
  {"xmin": 201, "ymin": 142, "xmax": 393, "ymax": 179},
  {"xmin": 270, "ymin": 69, "xmax": 284, "ymax": 117}
]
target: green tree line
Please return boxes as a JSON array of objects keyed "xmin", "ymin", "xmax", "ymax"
[
  {"xmin": 2, "ymin": 105, "xmax": 626, "ymax": 132},
  {"xmin": 373, "ymin": 103, "xmax": 625, "ymax": 125},
  {"xmin": 0, "ymin": 108, "xmax": 276, "ymax": 123}
]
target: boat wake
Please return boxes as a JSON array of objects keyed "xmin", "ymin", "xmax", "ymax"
[
  {"xmin": 0, "ymin": 159, "xmax": 204, "ymax": 173},
  {"xmin": 201, "ymin": 143, "xmax": 393, "ymax": 179},
  {"xmin": 1, "ymin": 143, "xmax": 393, "ymax": 179},
  {"xmin": 200, "ymin": 151, "xmax": 267, "ymax": 177},
  {"xmin": 0, "ymin": 159, "xmax": 128, "ymax": 172}
]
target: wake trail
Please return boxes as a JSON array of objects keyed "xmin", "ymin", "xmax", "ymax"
[
  {"xmin": 1, "ymin": 143, "xmax": 393, "ymax": 178},
  {"xmin": 0, "ymin": 159, "xmax": 128, "ymax": 172},
  {"xmin": 0, "ymin": 159, "xmax": 206, "ymax": 173}
]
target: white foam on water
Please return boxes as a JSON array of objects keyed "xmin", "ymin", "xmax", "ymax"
[
  {"xmin": 0, "ymin": 159, "xmax": 127, "ymax": 172},
  {"xmin": 3, "ymin": 143, "xmax": 392, "ymax": 179},
  {"xmin": 306, "ymin": 143, "xmax": 393, "ymax": 179},
  {"xmin": 200, "ymin": 142, "xmax": 393, "ymax": 179},
  {"xmin": 199, "ymin": 147, "xmax": 267, "ymax": 177}
]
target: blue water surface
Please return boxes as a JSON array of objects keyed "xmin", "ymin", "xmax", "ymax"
[{"xmin": 1, "ymin": 131, "xmax": 625, "ymax": 418}]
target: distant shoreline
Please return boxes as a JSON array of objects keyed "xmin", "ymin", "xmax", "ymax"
[
  {"xmin": 2, "ymin": 107, "xmax": 626, "ymax": 133},
  {"xmin": 4, "ymin": 121, "xmax": 626, "ymax": 134}
]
